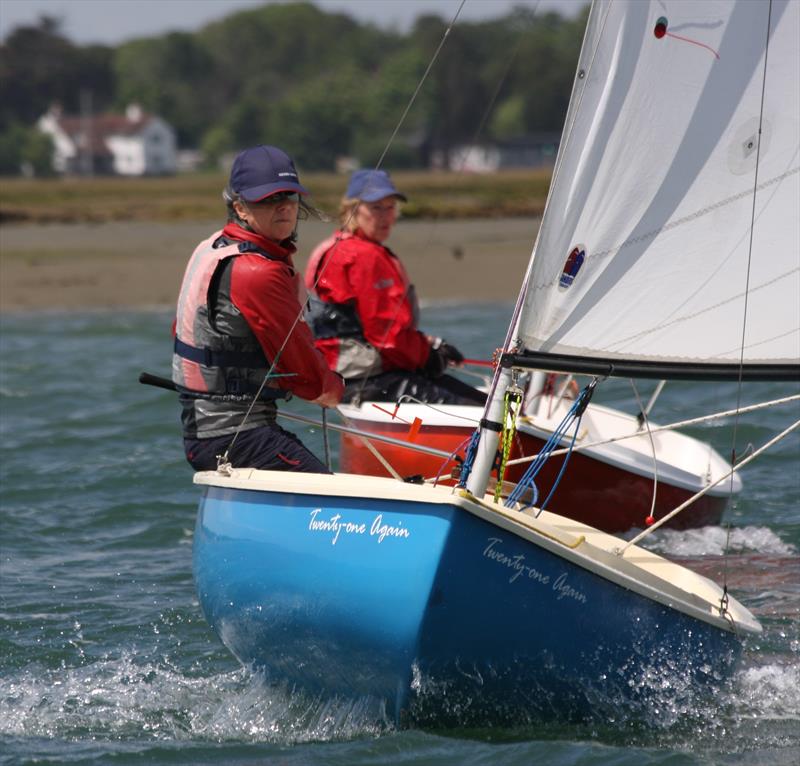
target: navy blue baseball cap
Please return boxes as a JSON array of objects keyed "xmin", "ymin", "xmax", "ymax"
[
  {"xmin": 346, "ymin": 169, "xmax": 407, "ymax": 202},
  {"xmin": 229, "ymin": 145, "xmax": 309, "ymax": 201}
]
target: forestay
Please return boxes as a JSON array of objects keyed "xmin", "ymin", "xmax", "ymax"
[{"xmin": 514, "ymin": 0, "xmax": 799, "ymax": 380}]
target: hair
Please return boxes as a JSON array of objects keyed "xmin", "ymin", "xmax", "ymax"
[
  {"xmin": 222, "ymin": 184, "xmax": 330, "ymax": 243},
  {"xmin": 338, "ymin": 195, "xmax": 402, "ymax": 233},
  {"xmin": 338, "ymin": 197, "xmax": 362, "ymax": 233}
]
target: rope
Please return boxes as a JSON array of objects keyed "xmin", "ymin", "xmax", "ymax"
[
  {"xmin": 504, "ymin": 392, "xmax": 800, "ymax": 468},
  {"xmin": 494, "ymin": 386, "xmax": 523, "ymax": 502},
  {"xmin": 457, "ymin": 429, "xmax": 482, "ymax": 488},
  {"xmin": 621, "ymin": 417, "xmax": 800, "ymax": 552},
  {"xmin": 630, "ymin": 379, "xmax": 659, "ymax": 525},
  {"xmin": 505, "ymin": 379, "xmax": 597, "ymax": 512},
  {"xmin": 430, "ymin": 433, "xmax": 472, "ymax": 487},
  {"xmin": 721, "ymin": 0, "xmax": 774, "ymax": 598}
]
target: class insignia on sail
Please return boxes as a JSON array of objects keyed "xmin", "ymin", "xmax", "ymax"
[{"xmin": 559, "ymin": 245, "xmax": 586, "ymax": 289}]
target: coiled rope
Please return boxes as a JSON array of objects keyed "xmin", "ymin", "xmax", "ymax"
[{"xmin": 505, "ymin": 378, "xmax": 597, "ymax": 513}]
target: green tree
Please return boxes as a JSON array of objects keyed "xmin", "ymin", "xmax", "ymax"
[
  {"xmin": 114, "ymin": 32, "xmax": 215, "ymax": 146},
  {"xmin": 0, "ymin": 16, "xmax": 114, "ymax": 131},
  {"xmin": 0, "ymin": 1, "xmax": 588, "ymax": 174},
  {"xmin": 22, "ymin": 127, "xmax": 55, "ymax": 176}
]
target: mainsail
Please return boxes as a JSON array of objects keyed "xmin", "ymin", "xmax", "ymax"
[{"xmin": 511, "ymin": 0, "xmax": 799, "ymax": 380}]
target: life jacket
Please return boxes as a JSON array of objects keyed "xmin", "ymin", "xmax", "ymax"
[
  {"xmin": 305, "ymin": 233, "xmax": 383, "ymax": 379},
  {"xmin": 172, "ymin": 231, "xmax": 287, "ymax": 401},
  {"xmin": 305, "ymin": 236, "xmax": 364, "ymax": 340}
]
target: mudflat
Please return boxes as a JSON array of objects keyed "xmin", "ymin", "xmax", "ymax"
[{"xmin": 0, "ymin": 217, "xmax": 539, "ymax": 312}]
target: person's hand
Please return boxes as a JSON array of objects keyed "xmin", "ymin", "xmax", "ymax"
[
  {"xmin": 423, "ymin": 346, "xmax": 447, "ymax": 378},
  {"xmin": 430, "ymin": 337, "xmax": 464, "ymax": 367},
  {"xmin": 437, "ymin": 340, "xmax": 463, "ymax": 366}
]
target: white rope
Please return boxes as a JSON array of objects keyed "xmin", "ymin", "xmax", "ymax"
[
  {"xmin": 629, "ymin": 379, "xmax": 659, "ymax": 522},
  {"xmin": 620, "ymin": 417, "xmax": 800, "ymax": 552}
]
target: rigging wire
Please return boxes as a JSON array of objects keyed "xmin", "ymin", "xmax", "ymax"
[
  {"xmin": 313, "ymin": 1, "xmax": 541, "ymax": 435},
  {"xmin": 629, "ymin": 379, "xmax": 659, "ymax": 525},
  {"xmin": 621, "ymin": 417, "xmax": 800, "ymax": 552},
  {"xmin": 504, "ymin": 392, "xmax": 800, "ymax": 466},
  {"xmin": 333, "ymin": 0, "xmax": 540, "ymax": 408},
  {"xmin": 217, "ymin": 2, "xmax": 468, "ymax": 468},
  {"xmin": 721, "ymin": 0, "xmax": 775, "ymax": 597},
  {"xmin": 306, "ymin": 0, "xmax": 468, "ymax": 409}
]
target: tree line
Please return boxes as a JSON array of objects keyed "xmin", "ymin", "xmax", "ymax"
[{"xmin": 0, "ymin": 1, "xmax": 589, "ymax": 175}]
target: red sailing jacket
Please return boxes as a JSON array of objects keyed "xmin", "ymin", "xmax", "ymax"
[
  {"xmin": 175, "ymin": 223, "xmax": 343, "ymax": 406},
  {"xmin": 305, "ymin": 230, "xmax": 432, "ymax": 376}
]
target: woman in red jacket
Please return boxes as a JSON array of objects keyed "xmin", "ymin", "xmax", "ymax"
[
  {"xmin": 173, "ymin": 145, "xmax": 344, "ymax": 472},
  {"xmin": 305, "ymin": 169, "xmax": 484, "ymax": 406}
]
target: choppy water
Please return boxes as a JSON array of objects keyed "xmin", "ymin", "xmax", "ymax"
[{"xmin": 1, "ymin": 305, "xmax": 798, "ymax": 765}]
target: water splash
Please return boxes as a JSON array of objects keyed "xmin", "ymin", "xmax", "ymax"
[
  {"xmin": 641, "ymin": 525, "xmax": 796, "ymax": 557},
  {"xmin": 0, "ymin": 653, "xmax": 391, "ymax": 744}
]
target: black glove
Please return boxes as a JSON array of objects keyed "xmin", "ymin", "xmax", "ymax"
[
  {"xmin": 423, "ymin": 346, "xmax": 448, "ymax": 378},
  {"xmin": 436, "ymin": 339, "xmax": 464, "ymax": 366}
]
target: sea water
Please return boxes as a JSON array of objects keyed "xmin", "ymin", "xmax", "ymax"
[{"xmin": 1, "ymin": 305, "xmax": 798, "ymax": 766}]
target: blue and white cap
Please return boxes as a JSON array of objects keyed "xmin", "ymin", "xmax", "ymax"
[{"xmin": 229, "ymin": 145, "xmax": 309, "ymax": 201}]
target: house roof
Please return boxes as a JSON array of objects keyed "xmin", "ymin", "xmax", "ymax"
[{"xmin": 51, "ymin": 109, "xmax": 157, "ymax": 156}]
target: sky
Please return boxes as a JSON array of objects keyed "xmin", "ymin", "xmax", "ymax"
[{"xmin": 0, "ymin": 0, "xmax": 584, "ymax": 45}]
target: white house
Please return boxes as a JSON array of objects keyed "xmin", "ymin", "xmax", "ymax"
[
  {"xmin": 434, "ymin": 134, "xmax": 561, "ymax": 172},
  {"xmin": 37, "ymin": 104, "xmax": 177, "ymax": 176}
]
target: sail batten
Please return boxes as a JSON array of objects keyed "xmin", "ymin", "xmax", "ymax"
[{"xmin": 515, "ymin": 0, "xmax": 800, "ymax": 377}]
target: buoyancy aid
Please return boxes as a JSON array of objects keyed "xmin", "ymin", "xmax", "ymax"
[
  {"xmin": 305, "ymin": 231, "xmax": 431, "ymax": 379},
  {"xmin": 305, "ymin": 235, "xmax": 364, "ymax": 340},
  {"xmin": 173, "ymin": 231, "xmax": 289, "ymax": 439},
  {"xmin": 305, "ymin": 233, "xmax": 383, "ymax": 379}
]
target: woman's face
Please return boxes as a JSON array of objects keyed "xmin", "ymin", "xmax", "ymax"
[
  {"xmin": 235, "ymin": 192, "xmax": 300, "ymax": 242},
  {"xmin": 354, "ymin": 195, "xmax": 399, "ymax": 242}
]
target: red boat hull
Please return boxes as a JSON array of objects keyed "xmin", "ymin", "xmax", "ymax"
[{"xmin": 339, "ymin": 421, "xmax": 729, "ymax": 532}]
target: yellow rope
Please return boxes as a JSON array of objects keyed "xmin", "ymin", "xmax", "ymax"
[{"xmin": 493, "ymin": 386, "xmax": 523, "ymax": 503}]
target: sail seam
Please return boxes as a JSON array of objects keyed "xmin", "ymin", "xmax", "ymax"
[
  {"xmin": 527, "ymin": 166, "xmax": 800, "ymax": 294},
  {"xmin": 602, "ymin": 266, "xmax": 799, "ymax": 354}
]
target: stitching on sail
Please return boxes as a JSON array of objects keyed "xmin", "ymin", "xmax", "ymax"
[
  {"xmin": 604, "ymin": 266, "xmax": 800, "ymax": 353},
  {"xmin": 528, "ymin": 165, "xmax": 800, "ymax": 294}
]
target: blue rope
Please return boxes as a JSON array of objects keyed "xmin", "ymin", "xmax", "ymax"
[
  {"xmin": 457, "ymin": 429, "xmax": 481, "ymax": 488},
  {"xmin": 505, "ymin": 398, "xmax": 579, "ymax": 505},
  {"xmin": 537, "ymin": 412, "xmax": 584, "ymax": 514},
  {"xmin": 505, "ymin": 380, "xmax": 596, "ymax": 513}
]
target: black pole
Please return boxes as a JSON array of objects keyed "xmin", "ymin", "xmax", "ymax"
[{"xmin": 139, "ymin": 371, "xmax": 176, "ymax": 391}]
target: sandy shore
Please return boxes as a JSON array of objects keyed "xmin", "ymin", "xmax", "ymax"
[{"xmin": 0, "ymin": 217, "xmax": 539, "ymax": 312}]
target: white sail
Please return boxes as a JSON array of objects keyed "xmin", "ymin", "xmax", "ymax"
[{"xmin": 516, "ymin": 0, "xmax": 800, "ymax": 378}]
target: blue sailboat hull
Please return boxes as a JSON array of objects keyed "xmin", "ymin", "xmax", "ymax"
[{"xmin": 193, "ymin": 472, "xmax": 755, "ymax": 726}]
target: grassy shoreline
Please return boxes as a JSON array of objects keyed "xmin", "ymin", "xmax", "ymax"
[{"xmin": 0, "ymin": 168, "xmax": 552, "ymax": 225}]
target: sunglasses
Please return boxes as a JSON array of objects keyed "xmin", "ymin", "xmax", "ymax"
[{"xmin": 254, "ymin": 191, "xmax": 300, "ymax": 206}]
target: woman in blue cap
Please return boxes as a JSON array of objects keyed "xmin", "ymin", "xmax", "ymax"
[
  {"xmin": 304, "ymin": 168, "xmax": 485, "ymax": 406},
  {"xmin": 172, "ymin": 145, "xmax": 344, "ymax": 471}
]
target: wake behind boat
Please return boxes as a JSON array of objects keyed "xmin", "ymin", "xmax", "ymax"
[{"xmin": 185, "ymin": 0, "xmax": 798, "ymax": 727}]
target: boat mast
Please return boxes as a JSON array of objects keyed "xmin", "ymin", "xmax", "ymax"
[
  {"xmin": 464, "ymin": 0, "xmax": 610, "ymax": 500},
  {"xmin": 465, "ymin": 365, "xmax": 514, "ymax": 498}
]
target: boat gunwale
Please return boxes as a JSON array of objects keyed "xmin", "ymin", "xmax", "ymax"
[
  {"xmin": 193, "ymin": 468, "xmax": 761, "ymax": 636},
  {"xmin": 336, "ymin": 399, "xmax": 743, "ymax": 497}
]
